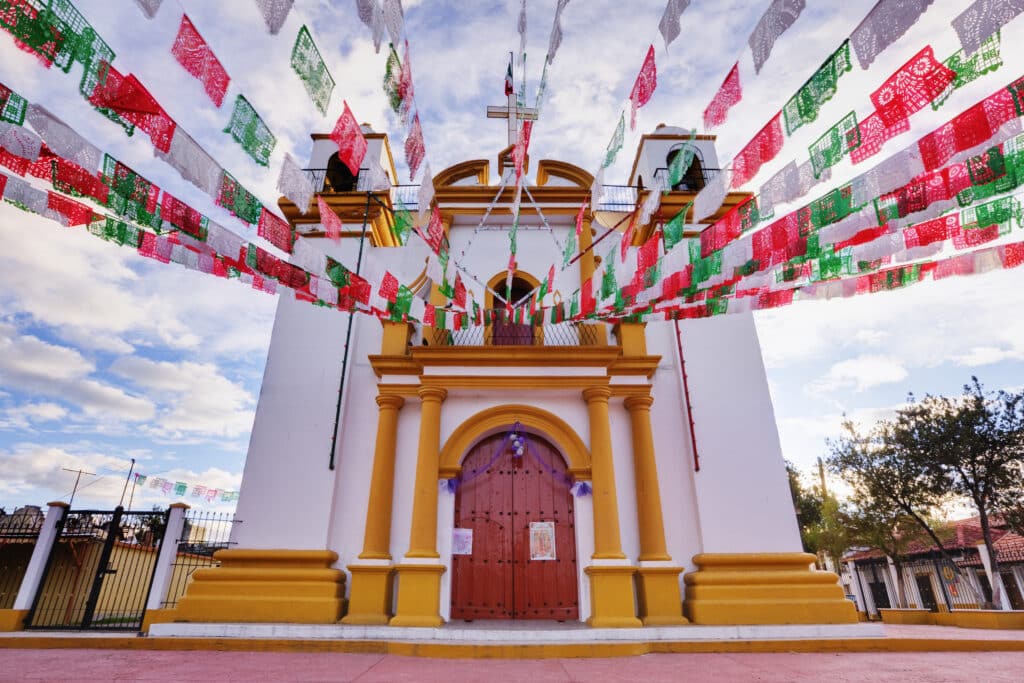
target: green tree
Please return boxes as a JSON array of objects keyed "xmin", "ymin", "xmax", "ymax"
[
  {"xmin": 827, "ymin": 419, "xmax": 984, "ymax": 605},
  {"xmin": 786, "ymin": 460, "xmax": 822, "ymax": 555},
  {"xmin": 805, "ymin": 494, "xmax": 851, "ymax": 572},
  {"xmin": 890, "ymin": 378, "xmax": 1024, "ymax": 608}
]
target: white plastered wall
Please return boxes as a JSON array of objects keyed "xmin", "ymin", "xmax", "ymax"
[
  {"xmin": 676, "ymin": 312, "xmax": 802, "ymax": 554},
  {"xmin": 233, "ymin": 233, "xmax": 372, "ymax": 550}
]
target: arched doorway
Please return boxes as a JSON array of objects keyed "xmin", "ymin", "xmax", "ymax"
[
  {"xmin": 450, "ymin": 429, "xmax": 579, "ymax": 621},
  {"xmin": 485, "ymin": 271, "xmax": 541, "ymax": 346},
  {"xmin": 325, "ymin": 152, "xmax": 358, "ymax": 191}
]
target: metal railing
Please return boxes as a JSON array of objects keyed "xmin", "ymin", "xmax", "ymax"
[
  {"xmin": 0, "ymin": 507, "xmax": 45, "ymax": 609},
  {"xmin": 303, "ymin": 167, "xmax": 374, "ymax": 193},
  {"xmin": 161, "ymin": 509, "xmax": 239, "ymax": 609},
  {"xmin": 432, "ymin": 321, "xmax": 599, "ymax": 347},
  {"xmin": 301, "ymin": 170, "xmax": 672, "ymax": 215},
  {"xmin": 26, "ymin": 508, "xmax": 168, "ymax": 630},
  {"xmin": 652, "ymin": 166, "xmax": 723, "ymax": 192},
  {"xmin": 597, "ymin": 184, "xmax": 638, "ymax": 212}
]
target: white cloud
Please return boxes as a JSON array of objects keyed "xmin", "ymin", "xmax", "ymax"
[
  {"xmin": 109, "ymin": 357, "xmax": 257, "ymax": 439},
  {"xmin": 811, "ymin": 355, "xmax": 909, "ymax": 394},
  {"xmin": 0, "ymin": 402, "xmax": 69, "ymax": 431},
  {"xmin": 0, "ymin": 443, "xmax": 133, "ymax": 507},
  {"xmin": 0, "ymin": 322, "xmax": 155, "ymax": 422}
]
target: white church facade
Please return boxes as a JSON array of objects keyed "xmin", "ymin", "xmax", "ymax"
[{"xmin": 169, "ymin": 124, "xmax": 857, "ymax": 629}]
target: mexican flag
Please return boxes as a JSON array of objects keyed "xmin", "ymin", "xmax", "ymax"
[{"xmin": 505, "ymin": 59, "xmax": 514, "ymax": 96}]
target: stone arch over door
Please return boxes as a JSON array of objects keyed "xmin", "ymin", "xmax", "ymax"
[{"xmin": 438, "ymin": 404, "xmax": 591, "ymax": 481}]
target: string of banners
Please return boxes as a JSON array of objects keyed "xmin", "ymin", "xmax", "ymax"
[{"xmin": 134, "ymin": 472, "xmax": 239, "ymax": 503}]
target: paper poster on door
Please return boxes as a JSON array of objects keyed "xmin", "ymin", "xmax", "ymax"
[
  {"xmin": 529, "ymin": 521, "xmax": 556, "ymax": 560},
  {"xmin": 452, "ymin": 528, "xmax": 473, "ymax": 555}
]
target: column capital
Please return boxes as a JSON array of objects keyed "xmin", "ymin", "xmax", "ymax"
[
  {"xmin": 418, "ymin": 386, "xmax": 448, "ymax": 403},
  {"xmin": 376, "ymin": 394, "xmax": 405, "ymax": 410},
  {"xmin": 623, "ymin": 395, "xmax": 654, "ymax": 412},
  {"xmin": 582, "ymin": 386, "xmax": 612, "ymax": 404}
]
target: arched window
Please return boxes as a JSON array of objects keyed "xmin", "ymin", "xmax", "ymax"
[
  {"xmin": 325, "ymin": 152, "xmax": 358, "ymax": 192},
  {"xmin": 665, "ymin": 143, "xmax": 705, "ymax": 191}
]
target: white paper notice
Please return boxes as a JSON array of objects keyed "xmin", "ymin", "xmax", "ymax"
[
  {"xmin": 452, "ymin": 527, "xmax": 473, "ymax": 555},
  {"xmin": 529, "ymin": 521, "xmax": 556, "ymax": 560}
]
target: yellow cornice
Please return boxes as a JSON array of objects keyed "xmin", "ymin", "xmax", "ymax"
[
  {"xmin": 609, "ymin": 356, "xmax": 661, "ymax": 379},
  {"xmin": 435, "ymin": 185, "xmax": 589, "ymax": 206},
  {"xmin": 369, "ymin": 356, "xmax": 422, "ymax": 378},
  {"xmin": 411, "ymin": 345, "xmax": 622, "ymax": 368},
  {"xmin": 422, "ymin": 376, "xmax": 610, "ymax": 391},
  {"xmin": 279, "ymin": 192, "xmax": 398, "ymax": 247}
]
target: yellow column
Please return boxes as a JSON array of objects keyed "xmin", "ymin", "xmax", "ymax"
[
  {"xmin": 624, "ymin": 396, "xmax": 669, "ymax": 561},
  {"xmin": 583, "ymin": 387, "xmax": 624, "ymax": 559},
  {"xmin": 582, "ymin": 386, "xmax": 640, "ymax": 627},
  {"xmin": 578, "ymin": 214, "xmax": 607, "ymax": 345},
  {"xmin": 624, "ymin": 394, "xmax": 688, "ymax": 625},
  {"xmin": 406, "ymin": 386, "xmax": 446, "ymax": 558},
  {"xmin": 343, "ymin": 393, "xmax": 404, "ymax": 625},
  {"xmin": 391, "ymin": 386, "xmax": 447, "ymax": 627},
  {"xmin": 360, "ymin": 395, "xmax": 405, "ymax": 560}
]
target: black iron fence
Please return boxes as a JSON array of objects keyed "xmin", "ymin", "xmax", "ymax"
[
  {"xmin": 434, "ymin": 321, "xmax": 599, "ymax": 347},
  {"xmin": 26, "ymin": 507, "xmax": 167, "ymax": 630},
  {"xmin": 853, "ymin": 554, "xmax": 990, "ymax": 615},
  {"xmin": 0, "ymin": 507, "xmax": 45, "ymax": 609},
  {"xmin": 161, "ymin": 509, "xmax": 238, "ymax": 609},
  {"xmin": 901, "ymin": 556, "xmax": 987, "ymax": 611}
]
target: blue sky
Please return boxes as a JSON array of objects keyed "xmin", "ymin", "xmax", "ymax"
[{"xmin": 2, "ymin": 0, "xmax": 1024, "ymax": 511}]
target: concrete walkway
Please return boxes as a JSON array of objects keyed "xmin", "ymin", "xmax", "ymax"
[{"xmin": 2, "ymin": 648, "xmax": 1024, "ymax": 682}]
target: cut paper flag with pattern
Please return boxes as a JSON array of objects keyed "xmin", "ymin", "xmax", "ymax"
[
  {"xmin": 703, "ymin": 63, "xmax": 741, "ymax": 130},
  {"xmin": 291, "ymin": 25, "xmax": 335, "ymax": 115},
  {"xmin": 629, "ymin": 45, "xmax": 657, "ymax": 130},
  {"xmin": 171, "ymin": 15, "xmax": 230, "ymax": 107}
]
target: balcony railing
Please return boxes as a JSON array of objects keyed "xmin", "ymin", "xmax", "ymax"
[
  {"xmin": 301, "ymin": 168, "xmax": 670, "ymax": 214},
  {"xmin": 431, "ymin": 321, "xmax": 599, "ymax": 347},
  {"xmin": 652, "ymin": 166, "xmax": 722, "ymax": 192}
]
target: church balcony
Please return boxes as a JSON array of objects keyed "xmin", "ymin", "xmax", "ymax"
[
  {"xmin": 303, "ymin": 167, "xmax": 419, "ymax": 207},
  {"xmin": 426, "ymin": 320, "xmax": 600, "ymax": 347}
]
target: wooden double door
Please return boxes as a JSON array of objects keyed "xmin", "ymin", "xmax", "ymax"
[{"xmin": 450, "ymin": 431, "xmax": 579, "ymax": 621}]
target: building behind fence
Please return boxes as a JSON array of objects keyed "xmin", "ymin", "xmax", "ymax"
[{"xmin": 843, "ymin": 516, "xmax": 1024, "ymax": 618}]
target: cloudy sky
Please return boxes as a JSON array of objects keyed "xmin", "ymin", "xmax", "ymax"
[{"xmin": 1, "ymin": 0, "xmax": 1023, "ymax": 511}]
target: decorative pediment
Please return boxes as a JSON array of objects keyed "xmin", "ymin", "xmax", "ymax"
[
  {"xmin": 536, "ymin": 160, "xmax": 593, "ymax": 188},
  {"xmin": 434, "ymin": 159, "xmax": 490, "ymax": 187}
]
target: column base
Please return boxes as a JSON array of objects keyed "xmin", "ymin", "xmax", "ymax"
[
  {"xmin": 174, "ymin": 549, "xmax": 347, "ymax": 624},
  {"xmin": 341, "ymin": 564, "xmax": 395, "ymax": 625},
  {"xmin": 389, "ymin": 563, "xmax": 446, "ymax": 627},
  {"xmin": 0, "ymin": 609, "xmax": 27, "ymax": 631},
  {"xmin": 585, "ymin": 565, "xmax": 641, "ymax": 628},
  {"xmin": 683, "ymin": 552, "xmax": 858, "ymax": 625},
  {"xmin": 637, "ymin": 567, "xmax": 688, "ymax": 625}
]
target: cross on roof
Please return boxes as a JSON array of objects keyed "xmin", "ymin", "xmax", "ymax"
[{"xmin": 487, "ymin": 92, "xmax": 538, "ymax": 146}]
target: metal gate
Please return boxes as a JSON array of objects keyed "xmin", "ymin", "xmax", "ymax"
[{"xmin": 26, "ymin": 506, "xmax": 168, "ymax": 630}]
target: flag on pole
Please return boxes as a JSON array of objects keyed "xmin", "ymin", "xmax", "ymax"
[{"xmin": 505, "ymin": 57, "xmax": 515, "ymax": 96}]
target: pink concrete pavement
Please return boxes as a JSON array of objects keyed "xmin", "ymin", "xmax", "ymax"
[{"xmin": 3, "ymin": 649, "xmax": 1024, "ymax": 682}]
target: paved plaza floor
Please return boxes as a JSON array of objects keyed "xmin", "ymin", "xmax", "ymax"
[
  {"xmin": 2, "ymin": 625, "xmax": 1024, "ymax": 682},
  {"xmin": 3, "ymin": 648, "xmax": 1024, "ymax": 682}
]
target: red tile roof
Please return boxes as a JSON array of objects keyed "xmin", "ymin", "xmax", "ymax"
[{"xmin": 845, "ymin": 516, "xmax": 1015, "ymax": 563}]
